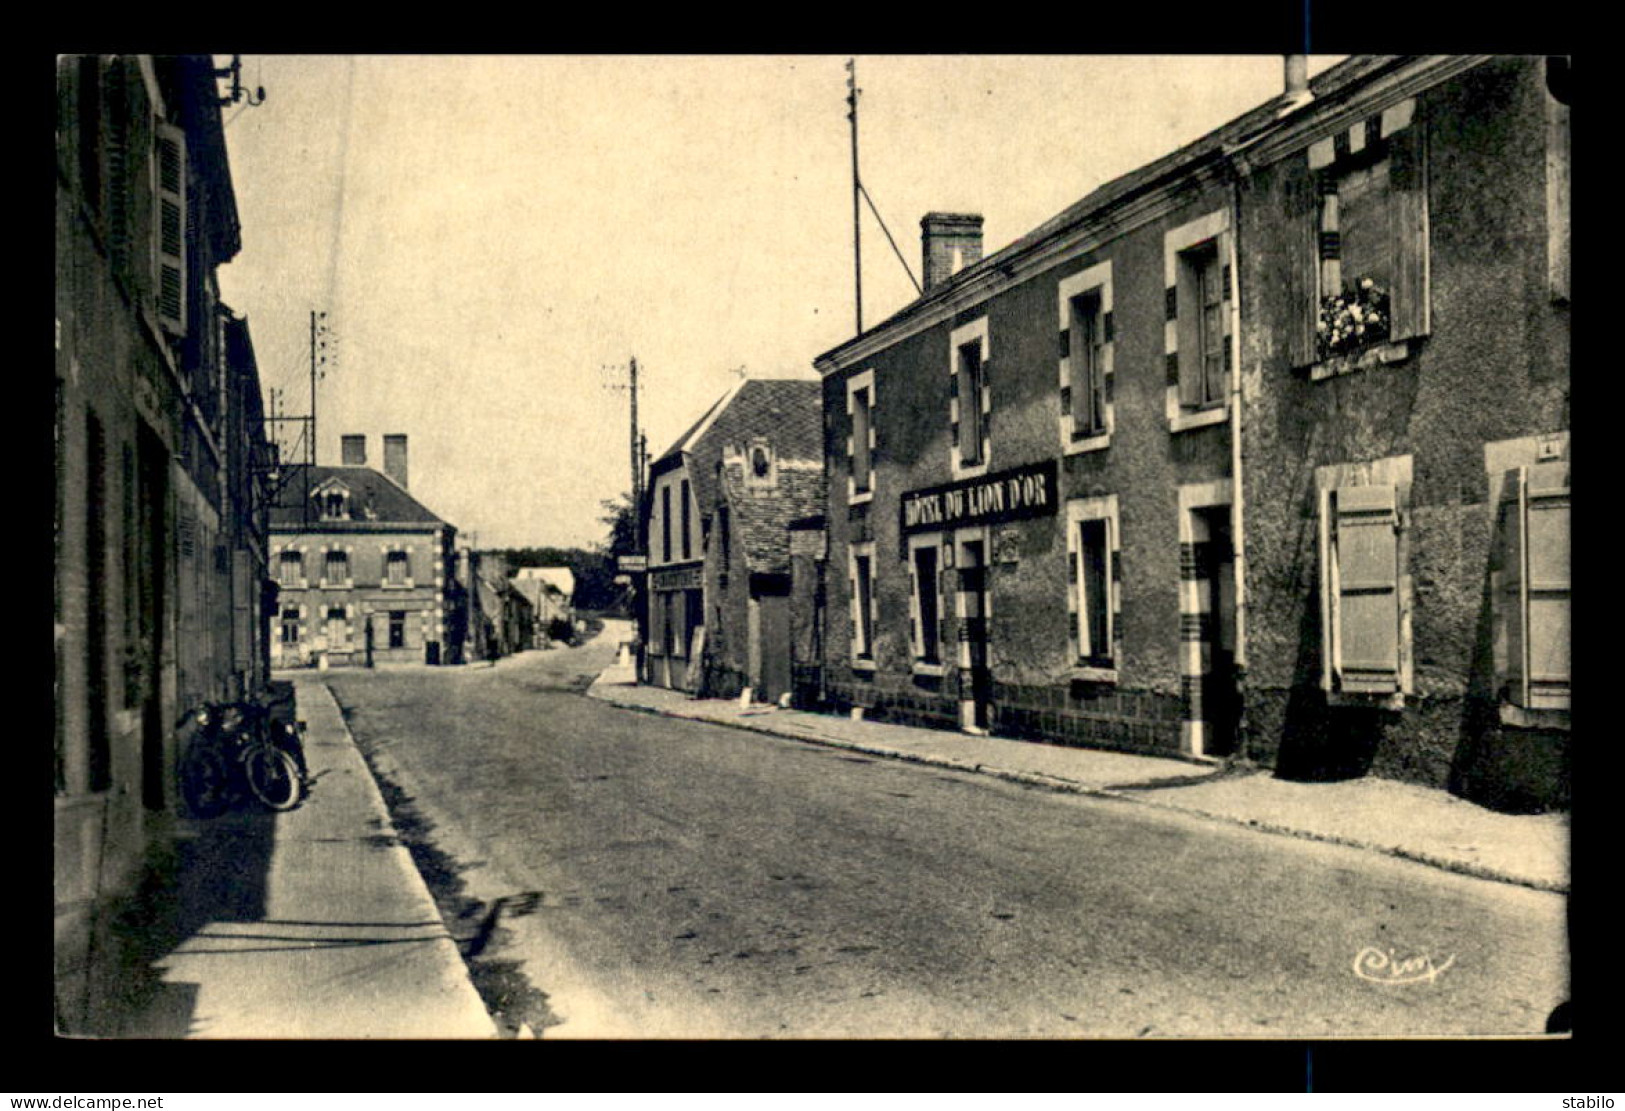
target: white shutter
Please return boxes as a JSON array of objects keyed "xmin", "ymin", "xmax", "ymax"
[
  {"xmin": 154, "ymin": 121, "xmax": 186, "ymax": 336},
  {"xmin": 1523, "ymin": 463, "xmax": 1571, "ymax": 709},
  {"xmin": 1329, "ymin": 484, "xmax": 1401, "ymax": 694}
]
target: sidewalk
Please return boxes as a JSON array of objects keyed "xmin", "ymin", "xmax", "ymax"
[
  {"xmin": 114, "ymin": 674, "xmax": 496, "ymax": 1038},
  {"xmin": 586, "ymin": 665, "xmax": 1569, "ymax": 895}
]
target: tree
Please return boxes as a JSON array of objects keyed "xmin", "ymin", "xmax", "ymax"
[{"xmin": 599, "ymin": 493, "xmax": 639, "ymax": 558}]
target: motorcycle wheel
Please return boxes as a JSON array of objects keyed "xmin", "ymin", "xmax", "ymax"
[
  {"xmin": 180, "ymin": 744, "xmax": 232, "ymax": 818},
  {"xmin": 245, "ymin": 746, "xmax": 302, "ymax": 811}
]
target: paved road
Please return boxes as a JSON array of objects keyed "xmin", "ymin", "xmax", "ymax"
[{"xmin": 324, "ymin": 630, "xmax": 1568, "ymax": 1039}]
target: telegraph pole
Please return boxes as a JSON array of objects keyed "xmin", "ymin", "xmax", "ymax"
[
  {"xmin": 263, "ymin": 308, "xmax": 330, "ymax": 525},
  {"xmin": 847, "ymin": 58, "xmax": 863, "ymax": 334},
  {"xmin": 602, "ymin": 357, "xmax": 644, "ymax": 517},
  {"xmin": 629, "ymin": 355, "xmax": 641, "ymax": 511},
  {"xmin": 309, "ymin": 310, "xmax": 318, "ymax": 466}
]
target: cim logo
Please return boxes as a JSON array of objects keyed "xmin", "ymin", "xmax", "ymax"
[{"xmin": 1352, "ymin": 946, "xmax": 1456, "ymax": 985}]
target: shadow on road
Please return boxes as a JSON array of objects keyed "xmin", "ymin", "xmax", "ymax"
[{"xmin": 335, "ymin": 691, "xmax": 563, "ymax": 1039}]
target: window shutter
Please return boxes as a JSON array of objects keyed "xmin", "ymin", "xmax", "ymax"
[
  {"xmin": 154, "ymin": 121, "xmax": 187, "ymax": 336},
  {"xmin": 852, "ymin": 390, "xmax": 871, "ymax": 492},
  {"xmin": 1387, "ymin": 113, "xmax": 1429, "ymax": 342},
  {"xmin": 1497, "ymin": 469, "xmax": 1527, "ymax": 706},
  {"xmin": 1523, "ymin": 462, "xmax": 1570, "ymax": 709},
  {"xmin": 1331, "ymin": 484, "xmax": 1400, "ymax": 694},
  {"xmin": 1284, "ymin": 168, "xmax": 1319, "ymax": 369},
  {"xmin": 233, "ymin": 550, "xmax": 252, "ymax": 666},
  {"xmin": 1175, "ymin": 262, "xmax": 1202, "ymax": 407}
]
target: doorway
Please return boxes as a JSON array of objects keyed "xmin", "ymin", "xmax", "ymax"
[
  {"xmin": 1189, "ymin": 505, "xmax": 1239, "ymax": 758},
  {"xmin": 955, "ymin": 532, "xmax": 991, "ymax": 733}
]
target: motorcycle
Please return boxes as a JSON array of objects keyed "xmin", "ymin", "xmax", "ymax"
[{"xmin": 178, "ymin": 695, "xmax": 308, "ymax": 818}]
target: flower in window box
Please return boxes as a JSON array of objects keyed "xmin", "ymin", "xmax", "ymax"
[{"xmin": 1317, "ymin": 277, "xmax": 1391, "ymax": 360}]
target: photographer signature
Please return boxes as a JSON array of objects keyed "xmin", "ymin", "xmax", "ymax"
[{"xmin": 1353, "ymin": 946, "xmax": 1456, "ymax": 985}]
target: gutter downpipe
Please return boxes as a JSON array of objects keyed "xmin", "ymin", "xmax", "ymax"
[{"xmin": 1220, "ymin": 132, "xmax": 1266, "ymax": 761}]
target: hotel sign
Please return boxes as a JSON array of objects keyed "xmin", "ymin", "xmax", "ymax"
[{"xmin": 900, "ymin": 459, "xmax": 1058, "ymax": 536}]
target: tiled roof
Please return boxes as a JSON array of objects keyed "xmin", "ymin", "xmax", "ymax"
[
  {"xmin": 269, "ymin": 465, "xmax": 448, "ymax": 529},
  {"xmin": 720, "ymin": 459, "xmax": 826, "ymax": 576},
  {"xmin": 654, "ymin": 378, "xmax": 821, "ymax": 521}
]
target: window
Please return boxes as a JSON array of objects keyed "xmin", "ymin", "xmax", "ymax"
[
  {"xmin": 389, "ymin": 610, "xmax": 407, "ymax": 649},
  {"xmin": 958, "ymin": 341, "xmax": 986, "ymax": 465},
  {"xmin": 1070, "ymin": 292, "xmax": 1105, "ymax": 435},
  {"xmin": 386, "ymin": 550, "xmax": 409, "ymax": 585},
  {"xmin": 908, "ymin": 537, "xmax": 943, "ymax": 667},
  {"xmin": 1295, "ymin": 99, "xmax": 1429, "ymax": 372},
  {"xmin": 847, "ymin": 369, "xmax": 876, "ymax": 502},
  {"xmin": 661, "ymin": 485, "xmax": 672, "ymax": 563},
  {"xmin": 1319, "ymin": 484, "xmax": 1402, "ymax": 695},
  {"xmin": 1497, "ymin": 463, "xmax": 1570, "ymax": 711},
  {"xmin": 76, "ymin": 56, "xmax": 101, "ymax": 208},
  {"xmin": 666, "ymin": 592, "xmax": 686, "ymax": 658},
  {"xmin": 1178, "ymin": 240, "xmax": 1226, "ymax": 409},
  {"xmin": 681, "ymin": 478, "xmax": 692, "ymax": 560},
  {"xmin": 750, "ymin": 444, "xmax": 771, "ymax": 480},
  {"xmin": 323, "ymin": 491, "xmax": 346, "ymax": 520},
  {"xmin": 279, "ymin": 549, "xmax": 303, "ymax": 586},
  {"xmin": 1066, "ymin": 496, "xmax": 1119, "ymax": 674},
  {"xmin": 1057, "ymin": 261, "xmax": 1114, "ymax": 452},
  {"xmin": 326, "ymin": 606, "xmax": 348, "ymax": 650},
  {"xmin": 850, "ymin": 542, "xmax": 876, "ymax": 665},
  {"xmin": 1164, "ymin": 211, "xmax": 1232, "ymax": 430},
  {"xmin": 324, "ymin": 549, "xmax": 349, "ymax": 586},
  {"xmin": 280, "ymin": 607, "xmax": 300, "ymax": 644},
  {"xmin": 950, "ymin": 318, "xmax": 990, "ymax": 476},
  {"xmin": 717, "ymin": 505, "xmax": 731, "ymax": 577}
]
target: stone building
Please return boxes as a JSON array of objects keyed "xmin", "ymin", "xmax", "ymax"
[
  {"xmin": 811, "ymin": 55, "xmax": 1568, "ymax": 808},
  {"xmin": 639, "ymin": 378, "xmax": 823, "ymax": 702},
  {"xmin": 55, "ymin": 55, "xmax": 275, "ymax": 1031},
  {"xmin": 269, "ymin": 435, "xmax": 462, "ymax": 668}
]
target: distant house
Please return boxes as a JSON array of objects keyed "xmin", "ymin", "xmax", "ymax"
[
  {"xmin": 638, "ymin": 378, "xmax": 823, "ymax": 702},
  {"xmin": 270, "ymin": 435, "xmax": 462, "ymax": 667},
  {"xmin": 512, "ymin": 566, "xmax": 576, "ymax": 641}
]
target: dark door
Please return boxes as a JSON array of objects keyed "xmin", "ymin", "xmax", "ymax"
[
  {"xmin": 957, "ymin": 538, "xmax": 991, "ymax": 732},
  {"xmin": 135, "ymin": 423, "xmax": 168, "ymax": 811},
  {"xmin": 1197, "ymin": 508, "xmax": 1239, "ymax": 757}
]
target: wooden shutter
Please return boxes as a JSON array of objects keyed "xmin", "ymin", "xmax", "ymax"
[
  {"xmin": 1387, "ymin": 111, "xmax": 1429, "ymax": 342},
  {"xmin": 1174, "ymin": 257, "xmax": 1202, "ymax": 407},
  {"xmin": 1331, "ymin": 484, "xmax": 1400, "ymax": 694},
  {"xmin": 1284, "ymin": 166, "xmax": 1319, "ymax": 369},
  {"xmin": 155, "ymin": 120, "xmax": 187, "ymax": 336},
  {"xmin": 1497, "ymin": 470, "xmax": 1526, "ymax": 705},
  {"xmin": 1524, "ymin": 463, "xmax": 1571, "ymax": 709}
]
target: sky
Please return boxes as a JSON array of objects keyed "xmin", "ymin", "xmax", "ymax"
[{"xmin": 216, "ymin": 54, "xmax": 1343, "ymax": 551}]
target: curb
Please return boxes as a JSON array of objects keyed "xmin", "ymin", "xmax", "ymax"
[
  {"xmin": 313, "ymin": 680, "xmax": 501, "ymax": 1038},
  {"xmin": 584, "ymin": 681, "xmax": 1568, "ymax": 897}
]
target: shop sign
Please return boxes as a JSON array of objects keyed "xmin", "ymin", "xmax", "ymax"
[
  {"xmin": 652, "ymin": 565, "xmax": 703, "ymax": 592},
  {"xmin": 617, "ymin": 554, "xmax": 648, "ymax": 573},
  {"xmin": 900, "ymin": 459, "xmax": 1058, "ymax": 536}
]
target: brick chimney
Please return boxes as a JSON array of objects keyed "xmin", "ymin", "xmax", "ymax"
[
  {"xmin": 341, "ymin": 434, "xmax": 367, "ymax": 466},
  {"xmin": 383, "ymin": 434, "xmax": 408, "ymax": 489},
  {"xmin": 1279, "ymin": 54, "xmax": 1314, "ymax": 116},
  {"xmin": 921, "ymin": 212, "xmax": 984, "ymax": 293}
]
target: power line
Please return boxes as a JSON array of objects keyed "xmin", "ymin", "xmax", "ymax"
[{"xmin": 859, "ymin": 182, "xmax": 923, "ymax": 296}]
